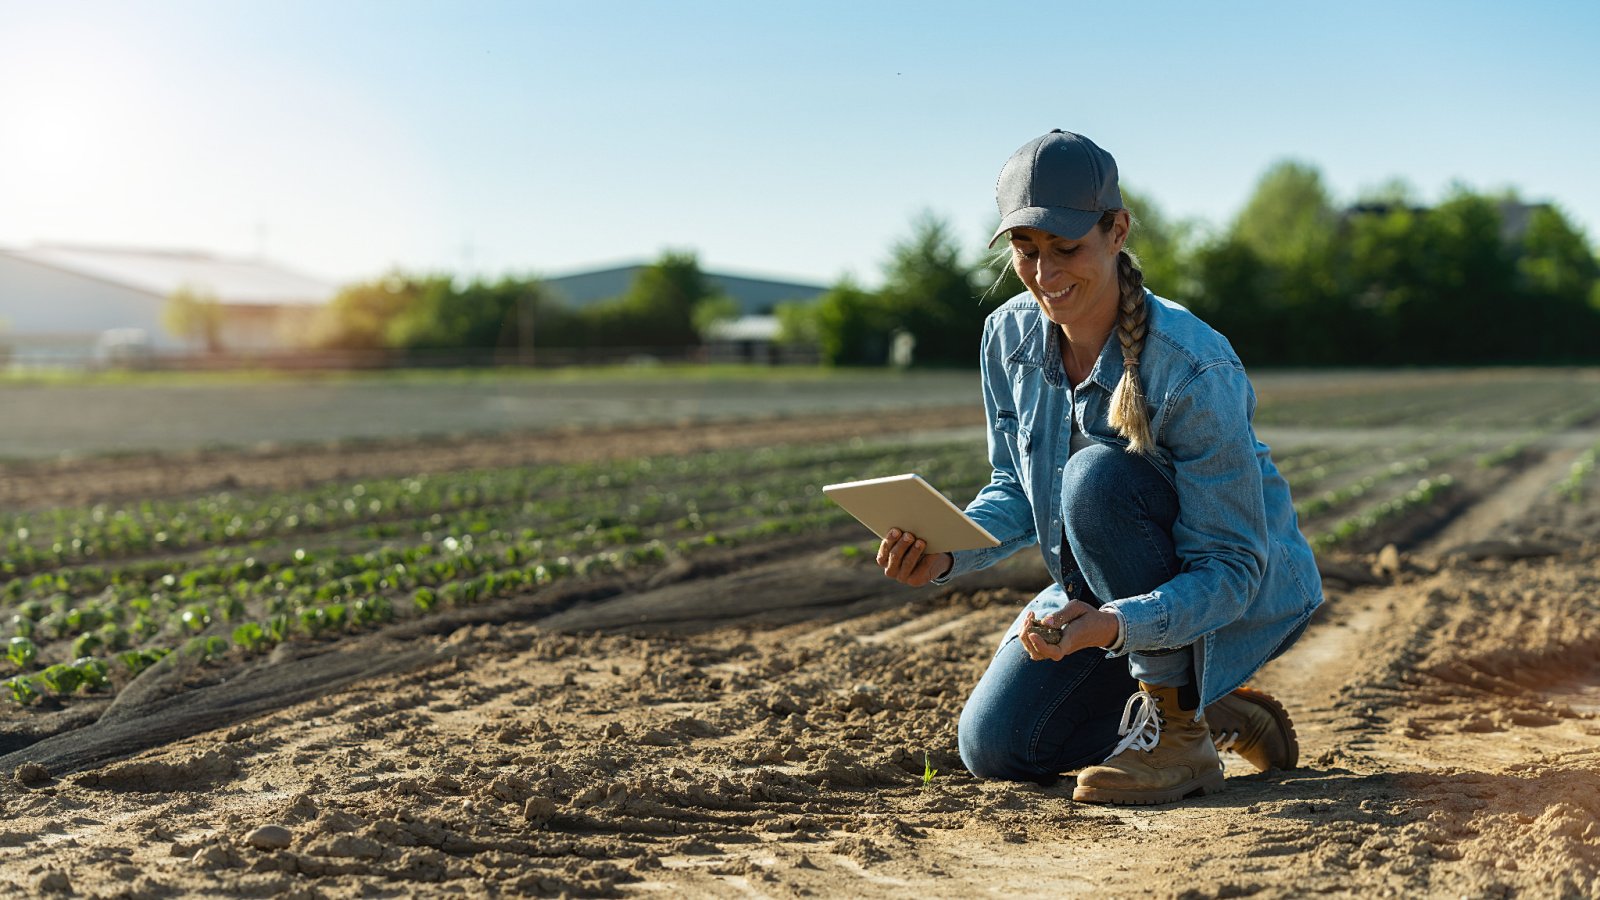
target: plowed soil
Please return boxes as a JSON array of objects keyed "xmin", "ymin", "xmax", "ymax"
[{"xmin": 1, "ymin": 409, "xmax": 1598, "ymax": 899}]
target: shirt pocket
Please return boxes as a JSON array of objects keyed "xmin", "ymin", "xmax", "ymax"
[{"xmin": 993, "ymin": 411, "xmax": 1033, "ymax": 484}]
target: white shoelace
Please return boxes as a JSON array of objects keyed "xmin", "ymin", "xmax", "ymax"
[
  {"xmin": 1106, "ymin": 689, "xmax": 1163, "ymax": 759},
  {"xmin": 1213, "ymin": 731, "xmax": 1240, "ymax": 753}
]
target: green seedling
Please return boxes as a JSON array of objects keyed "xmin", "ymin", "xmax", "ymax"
[
  {"xmin": 266, "ymin": 613, "xmax": 291, "ymax": 644},
  {"xmin": 4, "ymin": 675, "xmax": 40, "ymax": 706},
  {"xmin": 74, "ymin": 657, "xmax": 110, "ymax": 690},
  {"xmin": 232, "ymin": 622, "xmax": 268, "ymax": 653},
  {"xmin": 923, "ymin": 751, "xmax": 938, "ymax": 788},
  {"xmin": 38, "ymin": 663, "xmax": 83, "ymax": 695},
  {"xmin": 179, "ymin": 604, "xmax": 211, "ymax": 633},
  {"xmin": 10, "ymin": 614, "xmax": 35, "ymax": 639},
  {"xmin": 298, "ymin": 607, "xmax": 327, "ymax": 637},
  {"xmin": 118, "ymin": 647, "xmax": 170, "ymax": 677},
  {"xmin": 7, "ymin": 636, "xmax": 37, "ymax": 669}
]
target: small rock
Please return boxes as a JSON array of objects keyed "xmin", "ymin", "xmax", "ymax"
[
  {"xmin": 603, "ymin": 722, "xmax": 624, "ymax": 738},
  {"xmin": 15, "ymin": 762, "xmax": 50, "ymax": 786},
  {"xmin": 244, "ymin": 824, "xmax": 293, "ymax": 850},
  {"xmin": 36, "ymin": 871, "xmax": 71, "ymax": 893},
  {"xmin": 192, "ymin": 845, "xmax": 234, "ymax": 868},
  {"xmin": 1376, "ymin": 543, "xmax": 1402, "ymax": 576},
  {"xmin": 523, "ymin": 796, "xmax": 557, "ymax": 826}
]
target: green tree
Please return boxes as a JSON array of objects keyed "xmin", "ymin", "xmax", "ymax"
[
  {"xmin": 163, "ymin": 284, "xmax": 225, "ymax": 353},
  {"xmin": 1514, "ymin": 205, "xmax": 1600, "ymax": 359},
  {"xmin": 388, "ymin": 274, "xmax": 566, "ymax": 354},
  {"xmin": 1121, "ymin": 185, "xmax": 1198, "ymax": 302},
  {"xmin": 311, "ymin": 272, "xmax": 436, "ymax": 350},
  {"xmin": 1231, "ymin": 160, "xmax": 1338, "ymax": 269},
  {"xmin": 876, "ymin": 213, "xmax": 983, "ymax": 366},
  {"xmin": 690, "ymin": 293, "xmax": 741, "ymax": 341},
  {"xmin": 583, "ymin": 251, "xmax": 728, "ymax": 347},
  {"xmin": 809, "ymin": 277, "xmax": 890, "ymax": 365}
]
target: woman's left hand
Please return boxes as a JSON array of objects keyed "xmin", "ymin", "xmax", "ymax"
[{"xmin": 1019, "ymin": 601, "xmax": 1119, "ymax": 661}]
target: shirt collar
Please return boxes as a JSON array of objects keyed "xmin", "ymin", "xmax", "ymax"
[{"xmin": 1009, "ymin": 303, "xmax": 1137, "ymax": 394}]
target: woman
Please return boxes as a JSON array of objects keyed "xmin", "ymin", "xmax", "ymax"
[{"xmin": 877, "ymin": 130, "xmax": 1322, "ymax": 805}]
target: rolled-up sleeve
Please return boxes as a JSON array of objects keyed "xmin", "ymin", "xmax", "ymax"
[{"xmin": 1102, "ymin": 363, "xmax": 1268, "ymax": 650}]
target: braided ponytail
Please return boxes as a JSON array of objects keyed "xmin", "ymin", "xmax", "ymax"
[{"xmin": 1107, "ymin": 248, "xmax": 1153, "ymax": 454}]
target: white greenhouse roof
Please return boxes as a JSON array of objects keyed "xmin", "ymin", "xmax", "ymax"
[
  {"xmin": 5, "ymin": 245, "xmax": 337, "ymax": 306},
  {"xmin": 707, "ymin": 315, "xmax": 781, "ymax": 342}
]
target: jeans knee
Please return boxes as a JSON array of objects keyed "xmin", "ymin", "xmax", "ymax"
[
  {"xmin": 957, "ymin": 695, "xmax": 1034, "ymax": 781},
  {"xmin": 1062, "ymin": 443, "xmax": 1175, "ymax": 556}
]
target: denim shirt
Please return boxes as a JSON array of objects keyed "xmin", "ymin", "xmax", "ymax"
[{"xmin": 941, "ymin": 290, "xmax": 1323, "ymax": 709}]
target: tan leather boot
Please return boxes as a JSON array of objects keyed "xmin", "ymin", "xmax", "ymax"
[
  {"xmin": 1206, "ymin": 686, "xmax": 1299, "ymax": 772},
  {"xmin": 1072, "ymin": 682, "xmax": 1225, "ymax": 805}
]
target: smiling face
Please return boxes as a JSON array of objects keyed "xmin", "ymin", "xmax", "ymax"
[{"xmin": 1008, "ymin": 212, "xmax": 1129, "ymax": 335}]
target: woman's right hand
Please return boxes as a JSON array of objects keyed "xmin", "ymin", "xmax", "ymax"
[{"xmin": 876, "ymin": 528, "xmax": 952, "ymax": 587}]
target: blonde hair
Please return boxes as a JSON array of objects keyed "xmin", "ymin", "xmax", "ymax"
[{"xmin": 1107, "ymin": 242, "xmax": 1153, "ymax": 454}]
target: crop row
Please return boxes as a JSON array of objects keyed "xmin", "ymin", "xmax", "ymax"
[
  {"xmin": 0, "ymin": 438, "xmax": 953, "ymax": 576},
  {"xmin": 1309, "ymin": 475, "xmax": 1456, "ymax": 551},
  {"xmin": 3, "ymin": 437, "xmax": 994, "ymax": 704},
  {"xmin": 1556, "ymin": 444, "xmax": 1598, "ymax": 503}
]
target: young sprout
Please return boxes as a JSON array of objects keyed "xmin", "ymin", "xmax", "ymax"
[
  {"xmin": 923, "ymin": 751, "xmax": 938, "ymax": 788},
  {"xmin": 298, "ymin": 607, "xmax": 327, "ymax": 637},
  {"xmin": 266, "ymin": 614, "xmax": 291, "ymax": 644},
  {"xmin": 232, "ymin": 622, "xmax": 268, "ymax": 654},
  {"xmin": 118, "ymin": 647, "xmax": 170, "ymax": 678},
  {"xmin": 38, "ymin": 663, "xmax": 84, "ymax": 696},
  {"xmin": 7, "ymin": 636, "xmax": 37, "ymax": 670},
  {"xmin": 73, "ymin": 657, "xmax": 110, "ymax": 691},
  {"xmin": 179, "ymin": 605, "xmax": 211, "ymax": 633},
  {"xmin": 72, "ymin": 632, "xmax": 103, "ymax": 659},
  {"xmin": 4, "ymin": 675, "xmax": 40, "ymax": 706}
]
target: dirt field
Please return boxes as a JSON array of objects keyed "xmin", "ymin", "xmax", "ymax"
[{"xmin": 1, "ymin": 370, "xmax": 1598, "ymax": 898}]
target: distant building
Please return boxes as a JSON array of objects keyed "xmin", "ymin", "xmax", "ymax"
[
  {"xmin": 0, "ymin": 244, "xmax": 337, "ymax": 364},
  {"xmin": 1342, "ymin": 200, "xmax": 1553, "ymax": 244},
  {"xmin": 543, "ymin": 264, "xmax": 826, "ymax": 316}
]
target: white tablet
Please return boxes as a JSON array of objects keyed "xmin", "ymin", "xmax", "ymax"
[{"xmin": 822, "ymin": 473, "xmax": 1000, "ymax": 554}]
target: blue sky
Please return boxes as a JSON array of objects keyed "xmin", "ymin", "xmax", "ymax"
[{"xmin": 1, "ymin": 1, "xmax": 1596, "ymax": 289}]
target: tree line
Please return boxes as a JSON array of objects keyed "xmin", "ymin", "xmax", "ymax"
[
  {"xmin": 296, "ymin": 160, "xmax": 1599, "ymax": 367},
  {"xmin": 306, "ymin": 251, "xmax": 737, "ymax": 357},
  {"xmin": 785, "ymin": 163, "xmax": 1600, "ymax": 367}
]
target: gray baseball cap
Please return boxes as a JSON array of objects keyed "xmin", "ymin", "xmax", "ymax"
[{"xmin": 989, "ymin": 129, "xmax": 1123, "ymax": 247}]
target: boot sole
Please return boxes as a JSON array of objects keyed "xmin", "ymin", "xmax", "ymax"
[
  {"xmin": 1071, "ymin": 768, "xmax": 1226, "ymax": 806},
  {"xmin": 1224, "ymin": 686, "xmax": 1300, "ymax": 771}
]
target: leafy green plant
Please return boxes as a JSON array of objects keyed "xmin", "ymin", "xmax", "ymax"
[
  {"xmin": 232, "ymin": 622, "xmax": 268, "ymax": 653},
  {"xmin": 118, "ymin": 647, "xmax": 170, "ymax": 677},
  {"xmin": 72, "ymin": 632, "xmax": 103, "ymax": 659},
  {"xmin": 266, "ymin": 613, "xmax": 292, "ymax": 644},
  {"xmin": 74, "ymin": 657, "xmax": 110, "ymax": 690},
  {"xmin": 38, "ymin": 663, "xmax": 84, "ymax": 695},
  {"xmin": 922, "ymin": 751, "xmax": 938, "ymax": 787},
  {"xmin": 7, "ymin": 636, "xmax": 37, "ymax": 670},
  {"xmin": 4, "ymin": 675, "xmax": 40, "ymax": 706},
  {"xmin": 179, "ymin": 604, "xmax": 211, "ymax": 633}
]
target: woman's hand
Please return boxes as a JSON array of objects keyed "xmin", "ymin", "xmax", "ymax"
[
  {"xmin": 1019, "ymin": 601, "xmax": 1120, "ymax": 661},
  {"xmin": 876, "ymin": 528, "xmax": 952, "ymax": 587}
]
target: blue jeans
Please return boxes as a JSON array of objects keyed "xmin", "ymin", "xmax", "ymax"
[{"xmin": 958, "ymin": 443, "xmax": 1198, "ymax": 782}]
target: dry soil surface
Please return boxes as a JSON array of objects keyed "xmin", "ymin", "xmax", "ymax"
[{"xmin": 1, "ymin": 414, "xmax": 1598, "ymax": 899}]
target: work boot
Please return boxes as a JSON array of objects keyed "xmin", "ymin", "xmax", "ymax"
[
  {"xmin": 1072, "ymin": 682, "xmax": 1225, "ymax": 805},
  {"xmin": 1206, "ymin": 686, "xmax": 1299, "ymax": 772}
]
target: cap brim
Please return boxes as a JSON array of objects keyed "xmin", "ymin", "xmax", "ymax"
[{"xmin": 987, "ymin": 206, "xmax": 1104, "ymax": 248}]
